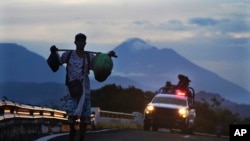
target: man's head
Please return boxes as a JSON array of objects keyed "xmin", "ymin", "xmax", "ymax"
[
  {"xmin": 74, "ymin": 33, "xmax": 87, "ymax": 50},
  {"xmin": 75, "ymin": 33, "xmax": 86, "ymax": 41},
  {"xmin": 178, "ymin": 74, "xmax": 190, "ymax": 82},
  {"xmin": 166, "ymin": 81, "xmax": 171, "ymax": 87}
]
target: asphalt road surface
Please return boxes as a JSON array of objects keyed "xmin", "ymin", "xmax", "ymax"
[{"xmin": 48, "ymin": 129, "xmax": 228, "ymax": 141}]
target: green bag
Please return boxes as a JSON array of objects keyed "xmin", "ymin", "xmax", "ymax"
[{"xmin": 92, "ymin": 53, "xmax": 113, "ymax": 82}]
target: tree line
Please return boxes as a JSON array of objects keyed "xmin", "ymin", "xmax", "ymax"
[{"xmin": 91, "ymin": 84, "xmax": 155, "ymax": 113}]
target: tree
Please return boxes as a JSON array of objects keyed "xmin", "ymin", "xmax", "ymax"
[
  {"xmin": 2, "ymin": 96, "xmax": 8, "ymax": 100},
  {"xmin": 91, "ymin": 84, "xmax": 154, "ymax": 113},
  {"xmin": 195, "ymin": 96, "xmax": 240, "ymax": 135}
]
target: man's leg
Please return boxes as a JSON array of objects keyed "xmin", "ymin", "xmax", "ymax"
[
  {"xmin": 68, "ymin": 116, "xmax": 76, "ymax": 141},
  {"xmin": 79, "ymin": 117, "xmax": 89, "ymax": 141},
  {"xmin": 78, "ymin": 93, "xmax": 91, "ymax": 141},
  {"xmin": 64, "ymin": 89, "xmax": 79, "ymax": 141}
]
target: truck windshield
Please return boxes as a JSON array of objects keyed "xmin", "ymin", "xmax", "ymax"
[{"xmin": 152, "ymin": 97, "xmax": 187, "ymax": 106}]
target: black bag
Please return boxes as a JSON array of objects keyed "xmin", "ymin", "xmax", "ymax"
[
  {"xmin": 67, "ymin": 79, "xmax": 83, "ymax": 98},
  {"xmin": 47, "ymin": 53, "xmax": 61, "ymax": 72}
]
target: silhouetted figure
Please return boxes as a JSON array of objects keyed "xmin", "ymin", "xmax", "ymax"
[
  {"xmin": 176, "ymin": 74, "xmax": 191, "ymax": 90},
  {"xmin": 163, "ymin": 81, "xmax": 175, "ymax": 93},
  {"xmin": 49, "ymin": 33, "xmax": 114, "ymax": 141}
]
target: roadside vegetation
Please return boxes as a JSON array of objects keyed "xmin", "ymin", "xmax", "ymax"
[{"xmin": 90, "ymin": 84, "xmax": 250, "ymax": 136}]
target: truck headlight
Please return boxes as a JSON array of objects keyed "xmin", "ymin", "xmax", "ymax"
[
  {"xmin": 145, "ymin": 105, "xmax": 154, "ymax": 114},
  {"xmin": 178, "ymin": 108, "xmax": 188, "ymax": 118}
]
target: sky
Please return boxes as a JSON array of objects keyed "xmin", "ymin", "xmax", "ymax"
[{"xmin": 1, "ymin": 0, "xmax": 250, "ymax": 91}]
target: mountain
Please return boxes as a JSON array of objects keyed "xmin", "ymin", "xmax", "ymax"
[
  {"xmin": 0, "ymin": 82, "xmax": 66, "ymax": 106},
  {"xmin": 112, "ymin": 38, "xmax": 250, "ymax": 104},
  {"xmin": 0, "ymin": 43, "xmax": 144, "ymax": 105},
  {"xmin": 91, "ymin": 76, "xmax": 152, "ymax": 90},
  {"xmin": 0, "ymin": 43, "xmax": 65, "ymax": 83},
  {"xmin": 196, "ymin": 91, "xmax": 250, "ymax": 118},
  {"xmin": 0, "ymin": 41, "xmax": 250, "ymax": 105}
]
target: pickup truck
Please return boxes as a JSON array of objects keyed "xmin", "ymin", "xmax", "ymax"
[{"xmin": 143, "ymin": 87, "xmax": 196, "ymax": 134}]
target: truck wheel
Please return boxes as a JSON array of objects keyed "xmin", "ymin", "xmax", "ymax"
[
  {"xmin": 187, "ymin": 127, "xmax": 194, "ymax": 134},
  {"xmin": 152, "ymin": 124, "xmax": 159, "ymax": 131},
  {"xmin": 143, "ymin": 121, "xmax": 150, "ymax": 131},
  {"xmin": 181, "ymin": 125, "xmax": 188, "ymax": 134},
  {"xmin": 181, "ymin": 124, "xmax": 193, "ymax": 134}
]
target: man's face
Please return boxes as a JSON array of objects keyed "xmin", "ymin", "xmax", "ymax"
[{"xmin": 75, "ymin": 39, "xmax": 86, "ymax": 50}]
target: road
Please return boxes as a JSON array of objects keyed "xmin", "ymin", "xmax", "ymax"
[{"xmin": 48, "ymin": 129, "xmax": 228, "ymax": 141}]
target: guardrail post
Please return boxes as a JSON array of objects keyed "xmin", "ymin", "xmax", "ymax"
[
  {"xmin": 132, "ymin": 112, "xmax": 144, "ymax": 129},
  {"xmin": 91, "ymin": 107, "xmax": 100, "ymax": 122}
]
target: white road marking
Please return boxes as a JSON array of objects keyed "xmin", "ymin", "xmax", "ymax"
[
  {"xmin": 35, "ymin": 133, "xmax": 68, "ymax": 141},
  {"xmin": 35, "ymin": 129, "xmax": 118, "ymax": 141}
]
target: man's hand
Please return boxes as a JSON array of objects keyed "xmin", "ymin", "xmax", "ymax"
[
  {"xmin": 108, "ymin": 51, "xmax": 117, "ymax": 58},
  {"xmin": 50, "ymin": 45, "xmax": 58, "ymax": 53}
]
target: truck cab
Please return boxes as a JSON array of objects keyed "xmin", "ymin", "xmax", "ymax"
[{"xmin": 143, "ymin": 87, "xmax": 196, "ymax": 134}]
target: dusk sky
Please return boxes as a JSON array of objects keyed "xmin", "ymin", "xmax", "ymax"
[{"xmin": 1, "ymin": 0, "xmax": 250, "ymax": 91}]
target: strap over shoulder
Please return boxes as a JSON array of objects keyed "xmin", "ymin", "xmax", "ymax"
[{"xmin": 65, "ymin": 51, "xmax": 91, "ymax": 85}]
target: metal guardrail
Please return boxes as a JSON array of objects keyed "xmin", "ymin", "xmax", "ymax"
[
  {"xmin": 0, "ymin": 100, "xmax": 142, "ymax": 125},
  {"xmin": 0, "ymin": 99, "xmax": 143, "ymax": 141},
  {"xmin": 0, "ymin": 100, "xmax": 67, "ymax": 121},
  {"xmin": 99, "ymin": 110, "xmax": 134, "ymax": 119}
]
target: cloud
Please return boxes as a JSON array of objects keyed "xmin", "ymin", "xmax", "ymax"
[
  {"xmin": 113, "ymin": 72, "xmax": 146, "ymax": 77},
  {"xmin": 2, "ymin": 0, "xmax": 249, "ymax": 45},
  {"xmin": 189, "ymin": 17, "xmax": 223, "ymax": 26},
  {"xmin": 229, "ymin": 33, "xmax": 250, "ymax": 39}
]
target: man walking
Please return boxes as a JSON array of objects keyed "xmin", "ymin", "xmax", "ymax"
[{"xmin": 49, "ymin": 33, "xmax": 112, "ymax": 141}]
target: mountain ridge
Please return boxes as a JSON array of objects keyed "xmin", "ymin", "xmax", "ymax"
[
  {"xmin": 0, "ymin": 40, "xmax": 249, "ymax": 104},
  {"xmin": 112, "ymin": 38, "xmax": 250, "ymax": 104},
  {"xmin": 0, "ymin": 43, "xmax": 66, "ymax": 83}
]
